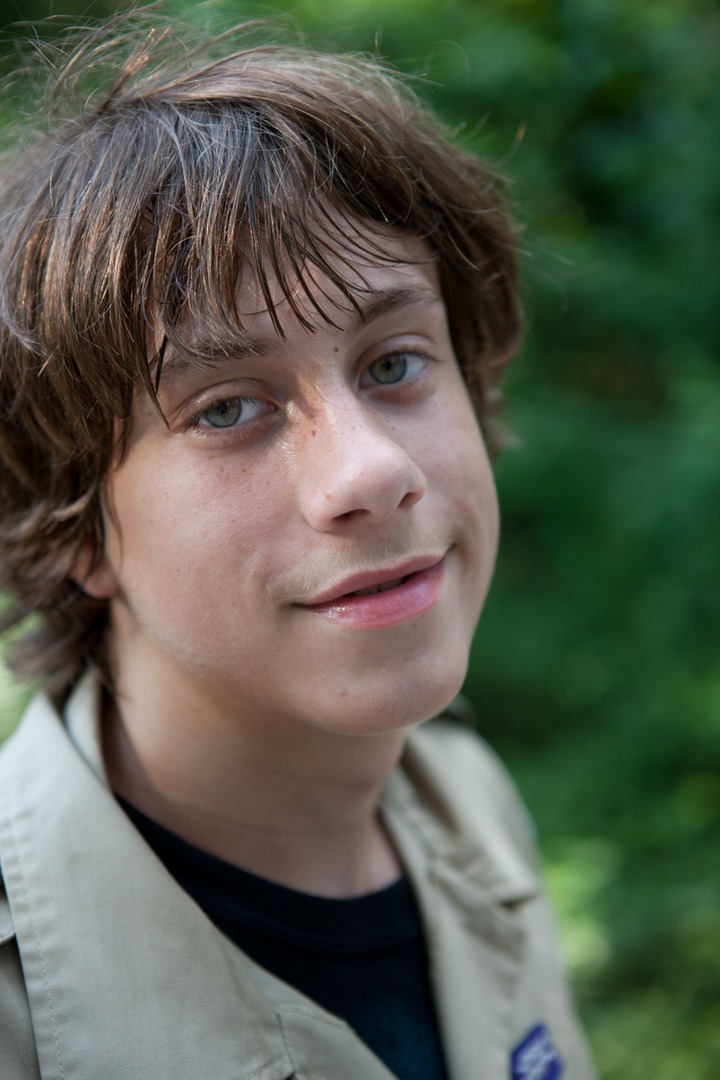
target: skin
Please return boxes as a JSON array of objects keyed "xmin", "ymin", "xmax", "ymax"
[{"xmin": 84, "ymin": 227, "xmax": 500, "ymax": 897}]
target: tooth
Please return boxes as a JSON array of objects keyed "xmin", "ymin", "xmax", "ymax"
[{"xmin": 351, "ymin": 576, "xmax": 405, "ymax": 597}]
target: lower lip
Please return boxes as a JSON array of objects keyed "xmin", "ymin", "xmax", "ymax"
[{"xmin": 303, "ymin": 560, "xmax": 445, "ymax": 630}]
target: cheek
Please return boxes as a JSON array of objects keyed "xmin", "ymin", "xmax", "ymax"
[
  {"xmin": 429, "ymin": 402, "xmax": 497, "ymax": 517},
  {"xmin": 103, "ymin": 451, "xmax": 286, "ymax": 603},
  {"xmin": 434, "ymin": 412, "xmax": 499, "ymax": 606}
]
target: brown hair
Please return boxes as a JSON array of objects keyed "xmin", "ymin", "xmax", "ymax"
[{"xmin": 0, "ymin": 18, "xmax": 521, "ymax": 700}]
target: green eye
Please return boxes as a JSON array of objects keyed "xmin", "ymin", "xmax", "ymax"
[
  {"xmin": 367, "ymin": 355, "xmax": 409, "ymax": 385},
  {"xmin": 196, "ymin": 396, "xmax": 267, "ymax": 430},
  {"xmin": 203, "ymin": 400, "xmax": 244, "ymax": 427}
]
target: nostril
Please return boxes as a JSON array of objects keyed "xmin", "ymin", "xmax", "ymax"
[
  {"xmin": 335, "ymin": 505, "xmax": 372, "ymax": 524},
  {"xmin": 400, "ymin": 487, "xmax": 423, "ymax": 510}
]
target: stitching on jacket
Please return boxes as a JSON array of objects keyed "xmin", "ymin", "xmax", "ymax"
[
  {"xmin": 277, "ymin": 1008, "xmax": 299, "ymax": 1077},
  {"xmin": 277, "ymin": 1004, "xmax": 347, "ymax": 1028},
  {"xmin": 8, "ymin": 772, "xmax": 67, "ymax": 1080}
]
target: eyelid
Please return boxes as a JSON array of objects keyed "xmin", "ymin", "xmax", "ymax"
[{"xmin": 165, "ymin": 368, "xmax": 267, "ymax": 415}]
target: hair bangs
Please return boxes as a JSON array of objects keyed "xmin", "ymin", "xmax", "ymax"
[{"xmin": 143, "ymin": 108, "xmax": 432, "ymax": 384}]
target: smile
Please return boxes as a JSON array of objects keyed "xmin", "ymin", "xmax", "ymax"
[{"xmin": 301, "ymin": 556, "xmax": 446, "ymax": 630}]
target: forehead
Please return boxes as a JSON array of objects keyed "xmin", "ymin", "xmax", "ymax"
[
  {"xmin": 154, "ymin": 221, "xmax": 447, "ymax": 377},
  {"xmin": 240, "ymin": 223, "xmax": 438, "ymax": 313}
]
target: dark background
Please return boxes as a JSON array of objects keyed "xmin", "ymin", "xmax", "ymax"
[{"xmin": 1, "ymin": 2, "xmax": 718, "ymax": 1076}]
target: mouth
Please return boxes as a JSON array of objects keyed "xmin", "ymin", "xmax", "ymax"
[
  {"xmin": 299, "ymin": 555, "xmax": 446, "ymax": 629},
  {"xmin": 303, "ymin": 554, "xmax": 444, "ymax": 607}
]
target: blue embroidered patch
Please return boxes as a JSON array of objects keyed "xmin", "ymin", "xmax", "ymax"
[{"xmin": 511, "ymin": 1024, "xmax": 564, "ymax": 1080}]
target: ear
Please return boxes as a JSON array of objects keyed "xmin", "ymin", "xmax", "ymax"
[{"xmin": 70, "ymin": 540, "xmax": 118, "ymax": 600}]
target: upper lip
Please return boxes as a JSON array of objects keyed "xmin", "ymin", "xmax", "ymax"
[{"xmin": 301, "ymin": 554, "xmax": 445, "ymax": 606}]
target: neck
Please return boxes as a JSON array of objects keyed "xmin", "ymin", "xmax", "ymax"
[{"xmin": 103, "ymin": 666, "xmax": 406, "ymax": 898}]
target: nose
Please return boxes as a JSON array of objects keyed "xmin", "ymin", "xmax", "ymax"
[{"xmin": 293, "ymin": 398, "xmax": 427, "ymax": 532}]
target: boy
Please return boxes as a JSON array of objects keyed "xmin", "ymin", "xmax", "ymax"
[{"xmin": 0, "ymin": 21, "xmax": 596, "ymax": 1080}]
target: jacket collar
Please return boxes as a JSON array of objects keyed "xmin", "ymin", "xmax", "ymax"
[{"xmin": 382, "ymin": 719, "xmax": 540, "ymax": 905}]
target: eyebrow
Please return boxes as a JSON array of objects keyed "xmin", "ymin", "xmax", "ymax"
[
  {"xmin": 352, "ymin": 284, "xmax": 444, "ymax": 326},
  {"xmin": 157, "ymin": 283, "xmax": 444, "ymax": 385}
]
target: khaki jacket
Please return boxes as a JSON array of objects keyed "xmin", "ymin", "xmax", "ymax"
[{"xmin": 0, "ymin": 676, "xmax": 596, "ymax": 1080}]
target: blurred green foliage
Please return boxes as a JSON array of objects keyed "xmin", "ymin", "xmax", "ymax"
[{"xmin": 1, "ymin": 0, "xmax": 719, "ymax": 1076}]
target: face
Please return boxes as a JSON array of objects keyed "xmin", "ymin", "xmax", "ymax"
[{"xmin": 85, "ymin": 228, "xmax": 499, "ymax": 739}]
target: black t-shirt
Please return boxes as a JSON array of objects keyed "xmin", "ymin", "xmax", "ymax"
[{"xmin": 120, "ymin": 798, "xmax": 449, "ymax": 1080}]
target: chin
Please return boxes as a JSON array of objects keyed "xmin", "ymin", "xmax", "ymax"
[{"xmin": 316, "ymin": 653, "xmax": 470, "ymax": 739}]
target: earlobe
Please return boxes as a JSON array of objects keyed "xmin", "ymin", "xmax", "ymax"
[{"xmin": 71, "ymin": 542, "xmax": 118, "ymax": 600}]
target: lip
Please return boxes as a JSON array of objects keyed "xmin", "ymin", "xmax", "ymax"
[{"xmin": 299, "ymin": 554, "xmax": 446, "ymax": 630}]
